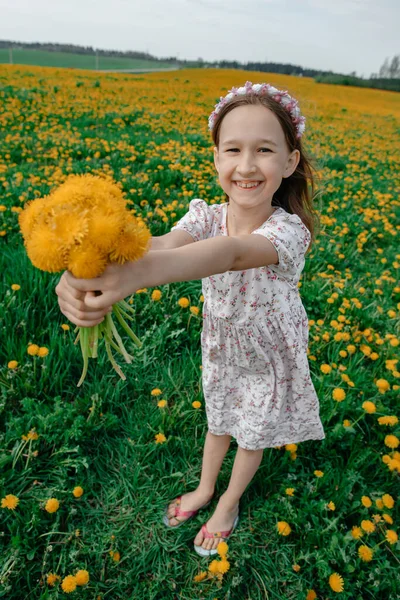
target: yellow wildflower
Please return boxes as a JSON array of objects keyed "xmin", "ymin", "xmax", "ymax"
[
  {"xmin": 384, "ymin": 435, "xmax": 399, "ymax": 449},
  {"xmin": 358, "ymin": 545, "xmax": 373, "ymax": 562},
  {"xmin": 218, "ymin": 558, "xmax": 230, "ymax": 574},
  {"xmin": 73, "ymin": 486, "xmax": 84, "ymax": 498},
  {"xmin": 361, "ymin": 520, "xmax": 375, "ymax": 533},
  {"xmin": 157, "ymin": 399, "xmax": 168, "ymax": 408},
  {"xmin": 306, "ymin": 590, "xmax": 317, "ymax": 600},
  {"xmin": 277, "ymin": 521, "xmax": 291, "ymax": 536},
  {"xmin": 155, "ymin": 433, "xmax": 166, "ymax": 444},
  {"xmin": 332, "ymin": 388, "xmax": 346, "ymax": 402},
  {"xmin": 46, "ymin": 573, "xmax": 60, "ymax": 586},
  {"xmin": 7, "ymin": 360, "xmax": 18, "ymax": 369},
  {"xmin": 386, "ymin": 530, "xmax": 398, "ymax": 545},
  {"xmin": 1, "ymin": 494, "xmax": 19, "ymax": 510},
  {"xmin": 45, "ymin": 498, "xmax": 60, "ymax": 513},
  {"xmin": 192, "ymin": 400, "xmax": 201, "ymax": 409},
  {"xmin": 151, "ymin": 289, "xmax": 162, "ymax": 301},
  {"xmin": 38, "ymin": 347, "xmax": 49, "ymax": 357},
  {"xmin": 314, "ymin": 470, "xmax": 324, "ymax": 478},
  {"xmin": 11, "ymin": 284, "xmax": 21, "ymax": 291},
  {"xmin": 75, "ymin": 569, "xmax": 89, "ymax": 586},
  {"xmin": 151, "ymin": 388, "xmax": 162, "ymax": 396},
  {"xmin": 383, "ymin": 513, "xmax": 393, "ymax": 524},
  {"xmin": 381, "ymin": 494, "xmax": 394, "ymax": 509},
  {"xmin": 178, "ymin": 297, "xmax": 190, "ymax": 308},
  {"xmin": 27, "ymin": 344, "xmax": 40, "ymax": 356},
  {"xmin": 285, "ymin": 488, "xmax": 295, "ymax": 496},
  {"xmin": 362, "ymin": 401, "xmax": 376, "ymax": 414},
  {"xmin": 217, "ymin": 541, "xmax": 228, "ymax": 557},
  {"xmin": 329, "ymin": 572, "xmax": 344, "ymax": 593},
  {"xmin": 61, "ymin": 324, "xmax": 70, "ymax": 331},
  {"xmin": 61, "ymin": 575, "xmax": 77, "ymax": 593},
  {"xmin": 351, "ymin": 526, "xmax": 363, "ymax": 539},
  {"xmin": 361, "ymin": 496, "xmax": 372, "ymax": 508},
  {"xmin": 193, "ymin": 571, "xmax": 207, "ymax": 582}
]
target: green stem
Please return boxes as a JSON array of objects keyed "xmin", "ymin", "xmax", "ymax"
[
  {"xmin": 104, "ymin": 338, "xmax": 126, "ymax": 381},
  {"xmin": 77, "ymin": 327, "xmax": 89, "ymax": 387},
  {"xmin": 113, "ymin": 304, "xmax": 142, "ymax": 348},
  {"xmin": 106, "ymin": 313, "xmax": 132, "ymax": 363}
]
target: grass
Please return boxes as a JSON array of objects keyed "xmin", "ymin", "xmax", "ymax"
[
  {"xmin": 0, "ymin": 48, "xmax": 176, "ymax": 71},
  {"xmin": 0, "ymin": 64, "xmax": 399, "ymax": 599}
]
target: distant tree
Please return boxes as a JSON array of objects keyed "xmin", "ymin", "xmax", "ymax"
[{"xmin": 377, "ymin": 54, "xmax": 400, "ymax": 78}]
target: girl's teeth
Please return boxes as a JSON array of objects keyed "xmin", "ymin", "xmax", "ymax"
[{"xmin": 236, "ymin": 182, "xmax": 260, "ymax": 188}]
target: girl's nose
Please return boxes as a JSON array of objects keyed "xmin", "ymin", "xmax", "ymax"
[{"xmin": 237, "ymin": 152, "xmax": 257, "ymax": 176}]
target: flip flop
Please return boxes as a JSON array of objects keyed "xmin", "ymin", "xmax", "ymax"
[
  {"xmin": 194, "ymin": 514, "xmax": 240, "ymax": 556},
  {"xmin": 162, "ymin": 495, "xmax": 212, "ymax": 528}
]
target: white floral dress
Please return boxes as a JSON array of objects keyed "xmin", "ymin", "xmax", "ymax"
[{"xmin": 171, "ymin": 199, "xmax": 325, "ymax": 450}]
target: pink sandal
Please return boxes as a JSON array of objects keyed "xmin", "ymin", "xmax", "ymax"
[
  {"xmin": 163, "ymin": 495, "xmax": 212, "ymax": 528},
  {"xmin": 194, "ymin": 514, "xmax": 240, "ymax": 556}
]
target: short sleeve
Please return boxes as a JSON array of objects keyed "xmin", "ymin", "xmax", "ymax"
[
  {"xmin": 170, "ymin": 198, "xmax": 214, "ymax": 242},
  {"xmin": 252, "ymin": 213, "xmax": 311, "ymax": 281}
]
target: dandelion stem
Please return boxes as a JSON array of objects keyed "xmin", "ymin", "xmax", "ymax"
[
  {"xmin": 104, "ymin": 338, "xmax": 126, "ymax": 381},
  {"xmin": 106, "ymin": 312, "xmax": 132, "ymax": 363},
  {"xmin": 113, "ymin": 303, "xmax": 142, "ymax": 348},
  {"xmin": 77, "ymin": 327, "xmax": 89, "ymax": 387}
]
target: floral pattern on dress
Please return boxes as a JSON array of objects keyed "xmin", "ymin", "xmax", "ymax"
[{"xmin": 171, "ymin": 198, "xmax": 325, "ymax": 450}]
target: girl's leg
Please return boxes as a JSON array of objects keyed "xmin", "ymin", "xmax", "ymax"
[
  {"xmin": 194, "ymin": 445, "xmax": 263, "ymax": 551},
  {"xmin": 166, "ymin": 431, "xmax": 231, "ymax": 526}
]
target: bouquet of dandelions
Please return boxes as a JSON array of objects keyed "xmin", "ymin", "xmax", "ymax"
[{"xmin": 18, "ymin": 173, "xmax": 151, "ymax": 387}]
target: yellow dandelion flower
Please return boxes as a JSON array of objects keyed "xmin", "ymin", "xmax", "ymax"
[
  {"xmin": 208, "ymin": 560, "xmax": 220, "ymax": 575},
  {"xmin": 75, "ymin": 569, "xmax": 89, "ymax": 586},
  {"xmin": 375, "ymin": 378, "xmax": 390, "ymax": 392},
  {"xmin": 61, "ymin": 575, "xmax": 77, "ymax": 593},
  {"xmin": 190, "ymin": 306, "xmax": 200, "ymax": 315},
  {"xmin": 38, "ymin": 347, "xmax": 49, "ymax": 358},
  {"xmin": 61, "ymin": 324, "xmax": 70, "ymax": 331},
  {"xmin": 178, "ymin": 297, "xmax": 190, "ymax": 308},
  {"xmin": 358, "ymin": 545, "xmax": 373, "ymax": 562},
  {"xmin": 25, "ymin": 225, "xmax": 67, "ymax": 273},
  {"xmin": 45, "ymin": 498, "xmax": 60, "ymax": 513},
  {"xmin": 192, "ymin": 401, "xmax": 201, "ymax": 409},
  {"xmin": 378, "ymin": 416, "xmax": 399, "ymax": 426},
  {"xmin": 277, "ymin": 521, "xmax": 291, "ymax": 536},
  {"xmin": 285, "ymin": 488, "xmax": 295, "ymax": 496},
  {"xmin": 327, "ymin": 501, "xmax": 336, "ymax": 511},
  {"xmin": 332, "ymin": 388, "xmax": 346, "ymax": 402},
  {"xmin": 285, "ymin": 443, "xmax": 297, "ymax": 452},
  {"xmin": 157, "ymin": 399, "xmax": 167, "ymax": 408},
  {"xmin": 351, "ymin": 526, "xmax": 363, "ymax": 539},
  {"xmin": 292, "ymin": 564, "xmax": 301, "ymax": 572},
  {"xmin": 386, "ymin": 530, "xmax": 398, "ymax": 545},
  {"xmin": 155, "ymin": 433, "xmax": 166, "ymax": 444},
  {"xmin": 46, "ymin": 573, "xmax": 60, "ymax": 586},
  {"xmin": 87, "ymin": 208, "xmax": 125, "ymax": 253},
  {"xmin": 193, "ymin": 571, "xmax": 207, "ymax": 582},
  {"xmin": 383, "ymin": 513, "xmax": 393, "ymax": 524},
  {"xmin": 151, "ymin": 289, "xmax": 162, "ymax": 301},
  {"xmin": 314, "ymin": 470, "xmax": 324, "ymax": 478},
  {"xmin": 381, "ymin": 494, "xmax": 394, "ymax": 509},
  {"xmin": 361, "ymin": 496, "xmax": 372, "ymax": 508},
  {"xmin": 217, "ymin": 541, "xmax": 228, "ymax": 557},
  {"xmin": 218, "ymin": 558, "xmax": 230, "ymax": 574},
  {"xmin": 361, "ymin": 520, "xmax": 375, "ymax": 533},
  {"xmin": 306, "ymin": 590, "xmax": 317, "ymax": 600},
  {"xmin": 1, "ymin": 494, "xmax": 19, "ymax": 510},
  {"xmin": 329, "ymin": 572, "xmax": 344, "ymax": 593},
  {"xmin": 73, "ymin": 486, "xmax": 84, "ymax": 498},
  {"xmin": 320, "ymin": 364, "xmax": 332, "ymax": 374},
  {"xmin": 8, "ymin": 360, "xmax": 18, "ymax": 369},
  {"xmin": 18, "ymin": 197, "xmax": 48, "ymax": 240},
  {"xmin": 384, "ymin": 435, "xmax": 399, "ymax": 449},
  {"xmin": 111, "ymin": 550, "xmax": 120, "ymax": 562},
  {"xmin": 11, "ymin": 284, "xmax": 21, "ymax": 291},
  {"xmin": 343, "ymin": 419, "xmax": 351, "ymax": 427},
  {"xmin": 108, "ymin": 214, "xmax": 151, "ymax": 264},
  {"xmin": 151, "ymin": 388, "xmax": 162, "ymax": 396},
  {"xmin": 67, "ymin": 241, "xmax": 107, "ymax": 279},
  {"xmin": 27, "ymin": 344, "xmax": 40, "ymax": 356},
  {"xmin": 362, "ymin": 401, "xmax": 376, "ymax": 414},
  {"xmin": 48, "ymin": 204, "xmax": 89, "ymax": 250}
]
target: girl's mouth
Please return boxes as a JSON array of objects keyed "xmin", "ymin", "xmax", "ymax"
[{"xmin": 234, "ymin": 181, "xmax": 262, "ymax": 190}]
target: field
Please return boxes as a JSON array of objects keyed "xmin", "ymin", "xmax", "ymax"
[
  {"xmin": 0, "ymin": 64, "xmax": 400, "ymax": 599},
  {"xmin": 0, "ymin": 48, "xmax": 175, "ymax": 71}
]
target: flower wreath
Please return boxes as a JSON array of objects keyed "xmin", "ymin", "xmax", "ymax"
[{"xmin": 208, "ymin": 81, "xmax": 306, "ymax": 139}]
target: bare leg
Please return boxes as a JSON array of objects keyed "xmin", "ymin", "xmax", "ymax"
[
  {"xmin": 166, "ymin": 431, "xmax": 231, "ymax": 526},
  {"xmin": 194, "ymin": 445, "xmax": 263, "ymax": 551}
]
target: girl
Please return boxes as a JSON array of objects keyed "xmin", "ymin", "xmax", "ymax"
[{"xmin": 56, "ymin": 81, "xmax": 325, "ymax": 557}]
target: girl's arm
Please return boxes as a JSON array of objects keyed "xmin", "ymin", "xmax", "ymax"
[
  {"xmin": 149, "ymin": 230, "xmax": 195, "ymax": 251},
  {"xmin": 56, "ymin": 234, "xmax": 278, "ymax": 324}
]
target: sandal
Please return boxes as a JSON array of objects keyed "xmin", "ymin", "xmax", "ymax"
[
  {"xmin": 162, "ymin": 495, "xmax": 213, "ymax": 528},
  {"xmin": 194, "ymin": 514, "xmax": 240, "ymax": 556}
]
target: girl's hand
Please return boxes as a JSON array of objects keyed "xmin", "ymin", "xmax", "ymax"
[{"xmin": 55, "ymin": 262, "xmax": 138, "ymax": 327}]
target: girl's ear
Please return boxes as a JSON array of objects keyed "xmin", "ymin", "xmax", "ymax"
[
  {"xmin": 213, "ymin": 146, "xmax": 220, "ymax": 173},
  {"xmin": 283, "ymin": 149, "xmax": 300, "ymax": 178}
]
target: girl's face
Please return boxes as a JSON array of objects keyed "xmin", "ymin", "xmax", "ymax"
[{"xmin": 214, "ymin": 104, "xmax": 300, "ymax": 209}]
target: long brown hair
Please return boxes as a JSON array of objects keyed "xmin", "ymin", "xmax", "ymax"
[{"xmin": 211, "ymin": 94, "xmax": 321, "ymax": 252}]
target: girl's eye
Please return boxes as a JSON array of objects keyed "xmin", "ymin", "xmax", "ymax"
[
  {"xmin": 259, "ymin": 148, "xmax": 272, "ymax": 153},
  {"xmin": 226, "ymin": 148, "xmax": 272, "ymax": 153},
  {"xmin": 226, "ymin": 149, "xmax": 239, "ymax": 152}
]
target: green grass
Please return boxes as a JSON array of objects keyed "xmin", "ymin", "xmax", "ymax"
[{"xmin": 0, "ymin": 48, "xmax": 176, "ymax": 71}]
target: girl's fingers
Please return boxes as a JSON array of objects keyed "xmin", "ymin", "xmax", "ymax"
[
  {"xmin": 58, "ymin": 299, "xmax": 109, "ymax": 324},
  {"xmin": 84, "ymin": 290, "xmax": 115, "ymax": 311},
  {"xmin": 63, "ymin": 310, "xmax": 105, "ymax": 328},
  {"xmin": 62, "ymin": 290, "xmax": 105, "ymax": 314}
]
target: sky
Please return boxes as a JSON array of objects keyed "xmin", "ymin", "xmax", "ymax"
[{"xmin": 1, "ymin": 0, "xmax": 399, "ymax": 77}]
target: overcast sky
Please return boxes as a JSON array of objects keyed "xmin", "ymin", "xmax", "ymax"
[{"xmin": 1, "ymin": 0, "xmax": 398, "ymax": 76}]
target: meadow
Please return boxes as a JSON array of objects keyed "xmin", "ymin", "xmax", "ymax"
[
  {"xmin": 0, "ymin": 49, "xmax": 174, "ymax": 71},
  {"xmin": 0, "ymin": 64, "xmax": 399, "ymax": 599}
]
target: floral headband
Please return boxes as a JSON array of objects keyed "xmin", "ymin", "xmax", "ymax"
[{"xmin": 208, "ymin": 81, "xmax": 306, "ymax": 139}]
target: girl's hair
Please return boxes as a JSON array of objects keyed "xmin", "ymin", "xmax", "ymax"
[{"xmin": 210, "ymin": 94, "xmax": 321, "ymax": 252}]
